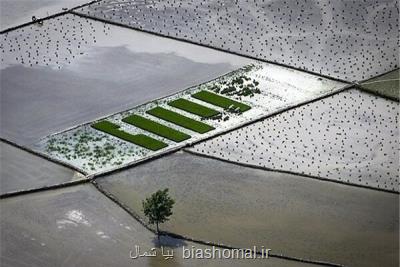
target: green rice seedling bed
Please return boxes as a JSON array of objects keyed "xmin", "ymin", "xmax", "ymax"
[
  {"xmin": 122, "ymin": 115, "xmax": 190, "ymax": 142},
  {"xmin": 168, "ymin": 98, "xmax": 220, "ymax": 118},
  {"xmin": 192, "ymin": 90, "xmax": 251, "ymax": 112},
  {"xmin": 92, "ymin": 121, "xmax": 168, "ymax": 151},
  {"xmin": 147, "ymin": 107, "xmax": 215, "ymax": 134}
]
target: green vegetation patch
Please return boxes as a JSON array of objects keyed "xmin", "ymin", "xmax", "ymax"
[
  {"xmin": 192, "ymin": 90, "xmax": 251, "ymax": 113},
  {"xmin": 168, "ymin": 98, "xmax": 220, "ymax": 118},
  {"xmin": 122, "ymin": 115, "xmax": 190, "ymax": 142},
  {"xmin": 147, "ymin": 107, "xmax": 215, "ymax": 134},
  {"xmin": 92, "ymin": 121, "xmax": 168, "ymax": 151},
  {"xmin": 360, "ymin": 70, "xmax": 399, "ymax": 101}
]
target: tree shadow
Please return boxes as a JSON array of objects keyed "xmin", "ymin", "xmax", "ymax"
[
  {"xmin": 151, "ymin": 235, "xmax": 187, "ymax": 248},
  {"xmin": 147, "ymin": 235, "xmax": 187, "ymax": 267}
]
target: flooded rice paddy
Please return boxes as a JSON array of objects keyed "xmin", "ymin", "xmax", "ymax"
[
  {"xmin": 77, "ymin": 0, "xmax": 399, "ymax": 81},
  {"xmin": 1, "ymin": 13, "xmax": 251, "ymax": 145},
  {"xmin": 190, "ymin": 89, "xmax": 399, "ymax": 192},
  {"xmin": 0, "ymin": 183, "xmax": 318, "ymax": 267},
  {"xmin": 360, "ymin": 69, "xmax": 399, "ymax": 100},
  {"xmin": 0, "ymin": 0, "xmax": 88, "ymax": 30},
  {"xmin": 1, "ymin": 2, "xmax": 398, "ymax": 267},
  {"xmin": 0, "ymin": 141, "xmax": 84, "ymax": 195},
  {"xmin": 95, "ymin": 151, "xmax": 399, "ymax": 267}
]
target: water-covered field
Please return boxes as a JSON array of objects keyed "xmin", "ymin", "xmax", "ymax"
[
  {"xmin": 94, "ymin": 151, "xmax": 399, "ymax": 267},
  {"xmin": 1, "ymin": 1, "xmax": 398, "ymax": 267},
  {"xmin": 190, "ymin": 89, "xmax": 399, "ymax": 192},
  {"xmin": 1, "ymin": 13, "xmax": 251, "ymax": 145},
  {"xmin": 0, "ymin": 141, "xmax": 85, "ymax": 195},
  {"xmin": 360, "ymin": 69, "xmax": 399, "ymax": 100},
  {"xmin": 0, "ymin": 0, "xmax": 88, "ymax": 30},
  {"xmin": 0, "ymin": 183, "xmax": 317, "ymax": 267},
  {"xmin": 77, "ymin": 0, "xmax": 399, "ymax": 81}
]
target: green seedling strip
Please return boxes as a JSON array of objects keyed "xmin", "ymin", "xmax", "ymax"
[
  {"xmin": 92, "ymin": 121, "xmax": 168, "ymax": 151},
  {"xmin": 122, "ymin": 115, "xmax": 191, "ymax": 142},
  {"xmin": 192, "ymin": 90, "xmax": 251, "ymax": 112},
  {"xmin": 169, "ymin": 98, "xmax": 220, "ymax": 118},
  {"xmin": 147, "ymin": 107, "xmax": 215, "ymax": 134}
]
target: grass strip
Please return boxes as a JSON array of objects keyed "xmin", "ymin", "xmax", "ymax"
[
  {"xmin": 168, "ymin": 98, "xmax": 220, "ymax": 118},
  {"xmin": 122, "ymin": 115, "xmax": 190, "ymax": 142},
  {"xmin": 192, "ymin": 90, "xmax": 251, "ymax": 112},
  {"xmin": 147, "ymin": 107, "xmax": 215, "ymax": 134},
  {"xmin": 92, "ymin": 121, "xmax": 167, "ymax": 151}
]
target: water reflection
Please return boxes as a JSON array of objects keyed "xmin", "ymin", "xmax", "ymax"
[{"xmin": 57, "ymin": 209, "xmax": 91, "ymax": 229}]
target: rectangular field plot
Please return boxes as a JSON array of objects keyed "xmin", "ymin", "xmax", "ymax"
[
  {"xmin": 77, "ymin": 0, "xmax": 399, "ymax": 82},
  {"xmin": 168, "ymin": 98, "xmax": 220, "ymax": 118},
  {"xmin": 92, "ymin": 121, "xmax": 167, "ymax": 151},
  {"xmin": 190, "ymin": 89, "xmax": 399, "ymax": 192},
  {"xmin": 1, "ymin": 184, "xmax": 291, "ymax": 267},
  {"xmin": 147, "ymin": 107, "xmax": 215, "ymax": 134},
  {"xmin": 122, "ymin": 115, "xmax": 190, "ymax": 142},
  {"xmin": 96, "ymin": 152, "xmax": 399, "ymax": 267},
  {"xmin": 36, "ymin": 62, "xmax": 346, "ymax": 175},
  {"xmin": 192, "ymin": 90, "xmax": 251, "ymax": 112},
  {"xmin": 0, "ymin": 141, "xmax": 85, "ymax": 195}
]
